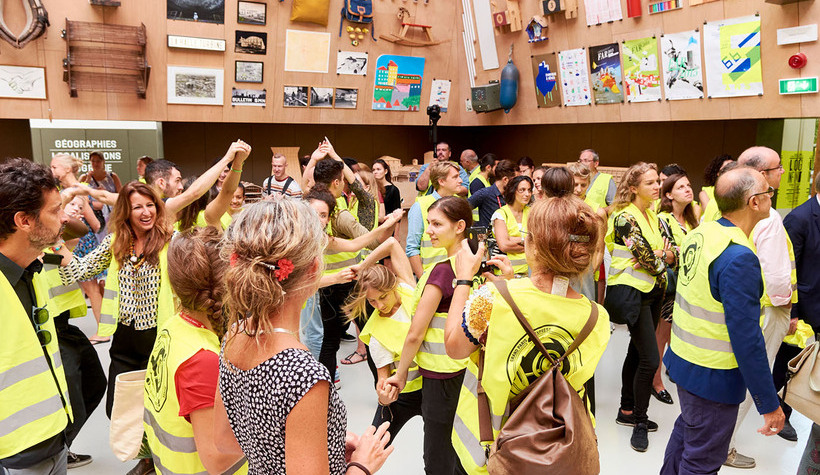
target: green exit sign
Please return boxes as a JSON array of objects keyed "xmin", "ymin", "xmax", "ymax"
[{"xmin": 779, "ymin": 77, "xmax": 818, "ymax": 95}]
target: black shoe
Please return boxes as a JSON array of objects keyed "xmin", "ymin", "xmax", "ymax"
[
  {"xmin": 66, "ymin": 451, "xmax": 92, "ymax": 469},
  {"xmin": 340, "ymin": 333, "xmax": 357, "ymax": 342},
  {"xmin": 651, "ymin": 388, "xmax": 674, "ymax": 405},
  {"xmin": 778, "ymin": 420, "xmax": 798, "ymax": 442},
  {"xmin": 631, "ymin": 423, "xmax": 649, "ymax": 452},
  {"xmin": 126, "ymin": 459, "xmax": 155, "ymax": 475},
  {"xmin": 616, "ymin": 410, "xmax": 658, "ymax": 432}
]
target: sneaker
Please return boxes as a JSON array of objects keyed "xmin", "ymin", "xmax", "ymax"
[
  {"xmin": 724, "ymin": 448, "xmax": 756, "ymax": 469},
  {"xmin": 778, "ymin": 420, "xmax": 798, "ymax": 442},
  {"xmin": 615, "ymin": 410, "xmax": 658, "ymax": 432},
  {"xmin": 630, "ymin": 423, "xmax": 649, "ymax": 452},
  {"xmin": 66, "ymin": 451, "xmax": 92, "ymax": 469},
  {"xmin": 126, "ymin": 458, "xmax": 155, "ymax": 475}
]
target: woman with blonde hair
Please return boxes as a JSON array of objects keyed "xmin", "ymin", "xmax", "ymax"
[
  {"xmin": 214, "ymin": 199, "xmax": 393, "ymax": 475},
  {"xmin": 444, "ymin": 195, "xmax": 611, "ymax": 475},
  {"xmin": 604, "ymin": 162, "xmax": 678, "ymax": 452}
]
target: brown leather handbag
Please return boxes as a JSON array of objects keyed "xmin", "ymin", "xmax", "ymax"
[{"xmin": 476, "ymin": 280, "xmax": 600, "ymax": 475}]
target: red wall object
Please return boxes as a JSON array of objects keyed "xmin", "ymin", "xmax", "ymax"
[{"xmin": 789, "ymin": 53, "xmax": 807, "ymax": 69}]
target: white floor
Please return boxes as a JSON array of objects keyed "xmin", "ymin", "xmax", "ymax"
[{"xmin": 67, "ymin": 316, "xmax": 809, "ymax": 474}]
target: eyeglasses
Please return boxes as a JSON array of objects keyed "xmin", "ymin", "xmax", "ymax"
[
  {"xmin": 747, "ymin": 186, "xmax": 775, "ymax": 203},
  {"xmin": 762, "ymin": 163, "xmax": 784, "ymax": 172},
  {"xmin": 32, "ymin": 305, "xmax": 52, "ymax": 346}
]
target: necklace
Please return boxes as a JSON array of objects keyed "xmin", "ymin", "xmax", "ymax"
[{"xmin": 245, "ymin": 327, "xmax": 298, "ymax": 336}]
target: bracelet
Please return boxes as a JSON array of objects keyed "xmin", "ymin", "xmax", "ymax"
[
  {"xmin": 453, "ymin": 279, "xmax": 473, "ymax": 288},
  {"xmin": 51, "ymin": 240, "xmax": 65, "ymax": 252},
  {"xmin": 230, "ymin": 167, "xmax": 243, "ymax": 173},
  {"xmin": 347, "ymin": 462, "xmax": 371, "ymax": 475}
]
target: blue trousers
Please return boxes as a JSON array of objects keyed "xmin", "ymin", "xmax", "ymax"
[
  {"xmin": 661, "ymin": 387, "xmax": 739, "ymax": 475},
  {"xmin": 299, "ymin": 292, "xmax": 323, "ymax": 360}
]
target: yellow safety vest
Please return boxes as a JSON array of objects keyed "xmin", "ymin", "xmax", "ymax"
[
  {"xmin": 144, "ymin": 314, "xmax": 247, "ymax": 475},
  {"xmin": 585, "ymin": 172, "xmax": 613, "ymax": 211},
  {"xmin": 497, "ymin": 205, "xmax": 530, "ymax": 275},
  {"xmin": 607, "ymin": 203, "xmax": 664, "ymax": 293},
  {"xmin": 700, "ymin": 187, "xmax": 721, "ymax": 223},
  {"xmin": 350, "ymin": 196, "xmax": 379, "ymax": 232},
  {"xmin": 100, "ymin": 240, "xmax": 175, "ymax": 337},
  {"xmin": 468, "ymin": 169, "xmax": 490, "ymax": 222},
  {"xmin": 41, "ymin": 260, "xmax": 87, "ymax": 319},
  {"xmin": 0, "ymin": 273, "xmax": 73, "ymax": 459},
  {"xmin": 323, "ymin": 203, "xmax": 363, "ymax": 277},
  {"xmin": 670, "ymin": 221, "xmax": 758, "ymax": 369},
  {"xmin": 784, "ymin": 320, "xmax": 814, "ymax": 348},
  {"xmin": 412, "ymin": 257, "xmax": 470, "ymax": 373},
  {"xmin": 359, "ymin": 284, "xmax": 423, "ymax": 393},
  {"xmin": 451, "ymin": 279, "xmax": 611, "ymax": 474},
  {"xmin": 417, "ymin": 194, "xmax": 448, "ymax": 270},
  {"xmin": 658, "ymin": 211, "xmax": 692, "ymax": 248},
  {"xmin": 751, "ymin": 225, "xmax": 799, "ymax": 308}
]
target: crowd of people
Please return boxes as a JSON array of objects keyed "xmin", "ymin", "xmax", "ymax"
[{"xmin": 1, "ymin": 138, "xmax": 818, "ymax": 475}]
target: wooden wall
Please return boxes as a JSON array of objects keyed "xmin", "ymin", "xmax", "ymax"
[{"xmin": 0, "ymin": 0, "xmax": 815, "ymax": 125}]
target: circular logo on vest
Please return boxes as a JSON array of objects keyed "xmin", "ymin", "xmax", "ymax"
[
  {"xmin": 506, "ymin": 324, "xmax": 580, "ymax": 397},
  {"xmin": 678, "ymin": 233, "xmax": 704, "ymax": 286},
  {"xmin": 146, "ymin": 329, "xmax": 171, "ymax": 413}
]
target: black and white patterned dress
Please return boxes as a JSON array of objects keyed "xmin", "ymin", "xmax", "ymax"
[{"xmin": 219, "ymin": 347, "xmax": 348, "ymax": 474}]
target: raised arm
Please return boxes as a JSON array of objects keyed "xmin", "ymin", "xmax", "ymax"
[
  {"xmin": 328, "ymin": 209, "xmax": 403, "ymax": 254},
  {"xmin": 356, "ymin": 236, "xmax": 416, "ymax": 287},
  {"xmin": 205, "ymin": 143, "xmax": 251, "ymax": 228},
  {"xmin": 66, "ymin": 185, "xmax": 118, "ymax": 207},
  {"xmin": 415, "ymin": 165, "xmax": 431, "ymax": 193}
]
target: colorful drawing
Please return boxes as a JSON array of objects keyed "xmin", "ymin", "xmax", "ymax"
[
  {"xmin": 428, "ymin": 79, "xmax": 451, "ymax": 112},
  {"xmin": 703, "ymin": 16, "xmax": 762, "ymax": 98},
  {"xmin": 584, "ymin": 0, "xmax": 622, "ymax": 26},
  {"xmin": 622, "ymin": 37, "xmax": 662, "ymax": 102},
  {"xmin": 661, "ymin": 30, "xmax": 704, "ymax": 101},
  {"xmin": 558, "ymin": 48, "xmax": 591, "ymax": 106},
  {"xmin": 531, "ymin": 53, "xmax": 561, "ymax": 108},
  {"xmin": 372, "ymin": 55, "xmax": 425, "ymax": 111},
  {"xmin": 589, "ymin": 43, "xmax": 623, "ymax": 104}
]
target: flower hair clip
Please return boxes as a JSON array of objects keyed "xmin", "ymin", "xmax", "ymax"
[{"xmin": 257, "ymin": 258, "xmax": 295, "ymax": 282}]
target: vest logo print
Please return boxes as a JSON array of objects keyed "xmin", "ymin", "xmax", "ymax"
[
  {"xmin": 506, "ymin": 324, "xmax": 579, "ymax": 396},
  {"xmin": 679, "ymin": 233, "xmax": 704, "ymax": 286},
  {"xmin": 146, "ymin": 329, "xmax": 171, "ymax": 412}
]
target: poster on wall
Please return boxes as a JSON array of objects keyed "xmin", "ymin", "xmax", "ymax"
[
  {"xmin": 336, "ymin": 51, "xmax": 368, "ymax": 75},
  {"xmin": 0, "ymin": 65, "xmax": 46, "ymax": 99},
  {"xmin": 285, "ymin": 30, "xmax": 331, "ymax": 73},
  {"xmin": 558, "ymin": 48, "xmax": 591, "ymax": 106},
  {"xmin": 703, "ymin": 16, "xmax": 763, "ymax": 98},
  {"xmin": 167, "ymin": 0, "xmax": 224, "ymax": 24},
  {"xmin": 531, "ymin": 53, "xmax": 561, "ymax": 108},
  {"xmin": 660, "ymin": 30, "xmax": 704, "ymax": 100},
  {"xmin": 428, "ymin": 79, "xmax": 451, "ymax": 112},
  {"xmin": 167, "ymin": 66, "xmax": 224, "ymax": 105},
  {"xmin": 584, "ymin": 0, "xmax": 623, "ymax": 26},
  {"xmin": 372, "ymin": 55, "xmax": 425, "ymax": 111},
  {"xmin": 622, "ymin": 37, "xmax": 661, "ymax": 102},
  {"xmin": 231, "ymin": 88, "xmax": 266, "ymax": 106},
  {"xmin": 589, "ymin": 43, "xmax": 624, "ymax": 104}
]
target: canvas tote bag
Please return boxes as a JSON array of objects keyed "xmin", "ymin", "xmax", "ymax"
[
  {"xmin": 110, "ymin": 369, "xmax": 147, "ymax": 462},
  {"xmin": 785, "ymin": 341, "xmax": 820, "ymax": 424}
]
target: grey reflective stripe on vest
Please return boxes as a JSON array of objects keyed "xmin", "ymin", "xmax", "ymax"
[
  {"xmin": 421, "ymin": 254, "xmax": 447, "ymax": 266},
  {"xmin": 151, "ymin": 452, "xmax": 208, "ymax": 475},
  {"xmin": 0, "ymin": 393, "xmax": 64, "ymax": 437},
  {"xmin": 419, "ymin": 340, "xmax": 447, "ymax": 356},
  {"xmin": 103, "ymin": 288, "xmax": 117, "ymax": 299},
  {"xmin": 421, "ymin": 240, "xmax": 434, "ymax": 248},
  {"xmin": 508, "ymin": 258, "xmax": 527, "ymax": 268},
  {"xmin": 406, "ymin": 369, "xmax": 421, "ymax": 384},
  {"xmin": 101, "ymin": 288, "xmax": 117, "ymax": 324},
  {"xmin": 428, "ymin": 314, "xmax": 447, "ymax": 330},
  {"xmin": 0, "ymin": 350, "xmax": 62, "ymax": 392},
  {"xmin": 462, "ymin": 370, "xmax": 504, "ymax": 430},
  {"xmin": 223, "ymin": 456, "xmax": 247, "ymax": 475},
  {"xmin": 610, "ymin": 250, "xmax": 656, "ymax": 285},
  {"xmin": 671, "ymin": 321, "xmax": 734, "ymax": 353},
  {"xmin": 144, "ymin": 409, "xmax": 198, "ymax": 453},
  {"xmin": 324, "ymin": 255, "xmax": 361, "ymax": 271},
  {"xmin": 453, "ymin": 414, "xmax": 487, "ymax": 467},
  {"xmin": 675, "ymin": 294, "xmax": 726, "ymax": 325},
  {"xmin": 48, "ymin": 283, "xmax": 81, "ymax": 299}
]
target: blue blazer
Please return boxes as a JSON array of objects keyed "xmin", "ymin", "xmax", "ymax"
[{"xmin": 784, "ymin": 196, "xmax": 820, "ymax": 329}]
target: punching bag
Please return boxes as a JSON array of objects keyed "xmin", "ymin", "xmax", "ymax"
[{"xmin": 499, "ymin": 44, "xmax": 519, "ymax": 113}]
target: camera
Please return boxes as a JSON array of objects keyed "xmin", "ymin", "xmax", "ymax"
[
  {"xmin": 426, "ymin": 104, "xmax": 441, "ymax": 122},
  {"xmin": 468, "ymin": 226, "xmax": 501, "ymax": 274}
]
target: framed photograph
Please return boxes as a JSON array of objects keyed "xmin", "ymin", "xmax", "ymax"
[
  {"xmin": 235, "ymin": 30, "xmax": 267, "ymax": 55},
  {"xmin": 334, "ymin": 88, "xmax": 358, "ymax": 109},
  {"xmin": 283, "ymin": 86, "xmax": 309, "ymax": 107},
  {"xmin": 232, "ymin": 88, "xmax": 266, "ymax": 106},
  {"xmin": 235, "ymin": 60, "xmax": 263, "ymax": 83},
  {"xmin": 309, "ymin": 87, "xmax": 334, "ymax": 108},
  {"xmin": 167, "ymin": 0, "xmax": 224, "ymax": 24},
  {"xmin": 167, "ymin": 66, "xmax": 224, "ymax": 105},
  {"xmin": 0, "ymin": 65, "xmax": 46, "ymax": 99},
  {"xmin": 237, "ymin": 1, "xmax": 266, "ymax": 25}
]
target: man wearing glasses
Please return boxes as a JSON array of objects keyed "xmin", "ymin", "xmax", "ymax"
[
  {"xmin": 0, "ymin": 158, "xmax": 72, "ymax": 474},
  {"xmin": 579, "ymin": 148, "xmax": 616, "ymax": 211},
  {"xmin": 724, "ymin": 146, "xmax": 794, "ymax": 469}
]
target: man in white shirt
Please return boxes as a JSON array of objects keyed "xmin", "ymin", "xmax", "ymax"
[{"xmin": 262, "ymin": 153, "xmax": 302, "ymax": 198}]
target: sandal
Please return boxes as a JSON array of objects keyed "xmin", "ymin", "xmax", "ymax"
[
  {"xmin": 89, "ymin": 336, "xmax": 111, "ymax": 345},
  {"xmin": 341, "ymin": 350, "xmax": 367, "ymax": 365}
]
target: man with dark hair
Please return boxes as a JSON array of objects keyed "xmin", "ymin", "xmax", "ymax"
[
  {"xmin": 0, "ymin": 158, "xmax": 72, "ymax": 474},
  {"xmin": 661, "ymin": 166, "xmax": 784, "ymax": 475},
  {"xmin": 414, "ymin": 141, "xmax": 469, "ymax": 196},
  {"xmin": 468, "ymin": 159, "xmax": 517, "ymax": 228},
  {"xmin": 579, "ymin": 148, "xmax": 616, "ymax": 210},
  {"xmin": 469, "ymin": 153, "xmax": 496, "ymax": 196},
  {"xmin": 517, "ymin": 156, "xmax": 535, "ymax": 177}
]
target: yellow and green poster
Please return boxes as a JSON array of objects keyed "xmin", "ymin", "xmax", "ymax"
[
  {"xmin": 623, "ymin": 37, "xmax": 662, "ymax": 102},
  {"xmin": 703, "ymin": 16, "xmax": 762, "ymax": 98},
  {"xmin": 777, "ymin": 118, "xmax": 818, "ymax": 210}
]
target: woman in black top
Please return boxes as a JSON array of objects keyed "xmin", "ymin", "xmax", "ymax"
[{"xmin": 373, "ymin": 159, "xmax": 402, "ymax": 216}]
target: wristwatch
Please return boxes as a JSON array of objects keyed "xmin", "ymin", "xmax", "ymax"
[{"xmin": 453, "ymin": 279, "xmax": 473, "ymax": 288}]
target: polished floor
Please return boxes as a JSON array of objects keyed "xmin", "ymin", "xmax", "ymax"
[{"xmin": 66, "ymin": 315, "xmax": 809, "ymax": 474}]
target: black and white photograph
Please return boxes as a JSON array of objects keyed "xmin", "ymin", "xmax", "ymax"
[
  {"xmin": 336, "ymin": 51, "xmax": 368, "ymax": 75},
  {"xmin": 235, "ymin": 30, "xmax": 267, "ymax": 55},
  {"xmin": 237, "ymin": 1, "xmax": 266, "ymax": 25},
  {"xmin": 167, "ymin": 0, "xmax": 224, "ymax": 24},
  {"xmin": 283, "ymin": 86, "xmax": 309, "ymax": 107},
  {"xmin": 309, "ymin": 87, "xmax": 334, "ymax": 108},
  {"xmin": 334, "ymin": 88, "xmax": 358, "ymax": 109},
  {"xmin": 235, "ymin": 60, "xmax": 263, "ymax": 83},
  {"xmin": 167, "ymin": 66, "xmax": 224, "ymax": 105},
  {"xmin": 231, "ymin": 87, "xmax": 266, "ymax": 106}
]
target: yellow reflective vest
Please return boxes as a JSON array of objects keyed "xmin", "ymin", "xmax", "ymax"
[
  {"xmin": 359, "ymin": 284, "xmax": 422, "ymax": 393},
  {"xmin": 607, "ymin": 203, "xmax": 664, "ymax": 293},
  {"xmin": 497, "ymin": 205, "xmax": 530, "ymax": 275},
  {"xmin": 0, "ymin": 272, "xmax": 72, "ymax": 459},
  {"xmin": 700, "ymin": 187, "xmax": 721, "ymax": 223},
  {"xmin": 323, "ymin": 198, "xmax": 363, "ymax": 276},
  {"xmin": 585, "ymin": 172, "xmax": 613, "ymax": 211},
  {"xmin": 469, "ymin": 170, "xmax": 490, "ymax": 223},
  {"xmin": 751, "ymin": 222, "xmax": 799, "ymax": 308},
  {"xmin": 451, "ymin": 279, "xmax": 611, "ymax": 474},
  {"xmin": 41, "ymin": 259, "xmax": 87, "ymax": 319},
  {"xmin": 417, "ymin": 194, "xmax": 449, "ymax": 270},
  {"xmin": 144, "ymin": 314, "xmax": 247, "ymax": 475},
  {"xmin": 658, "ymin": 211, "xmax": 692, "ymax": 249}
]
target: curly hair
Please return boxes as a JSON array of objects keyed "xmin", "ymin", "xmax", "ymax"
[
  {"xmin": 612, "ymin": 162, "xmax": 658, "ymax": 210},
  {"xmin": 0, "ymin": 158, "xmax": 59, "ymax": 241},
  {"xmin": 502, "ymin": 175, "xmax": 533, "ymax": 206},
  {"xmin": 703, "ymin": 154, "xmax": 734, "ymax": 187}
]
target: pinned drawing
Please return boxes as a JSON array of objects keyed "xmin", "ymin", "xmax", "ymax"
[
  {"xmin": 589, "ymin": 43, "xmax": 623, "ymax": 104},
  {"xmin": 558, "ymin": 48, "xmax": 591, "ymax": 106},
  {"xmin": 0, "ymin": 65, "xmax": 46, "ymax": 99},
  {"xmin": 703, "ymin": 16, "xmax": 762, "ymax": 98},
  {"xmin": 622, "ymin": 37, "xmax": 662, "ymax": 102},
  {"xmin": 661, "ymin": 30, "xmax": 704, "ymax": 100},
  {"xmin": 531, "ymin": 53, "xmax": 561, "ymax": 108},
  {"xmin": 336, "ymin": 51, "xmax": 368, "ymax": 75},
  {"xmin": 372, "ymin": 55, "xmax": 425, "ymax": 112},
  {"xmin": 584, "ymin": 0, "xmax": 622, "ymax": 26},
  {"xmin": 428, "ymin": 79, "xmax": 451, "ymax": 112}
]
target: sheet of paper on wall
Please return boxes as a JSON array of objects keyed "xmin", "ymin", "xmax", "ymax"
[
  {"xmin": 336, "ymin": 51, "xmax": 369, "ymax": 75},
  {"xmin": 589, "ymin": 43, "xmax": 624, "ymax": 104},
  {"xmin": 531, "ymin": 53, "xmax": 562, "ymax": 108},
  {"xmin": 584, "ymin": 0, "xmax": 622, "ymax": 26},
  {"xmin": 661, "ymin": 30, "xmax": 704, "ymax": 100},
  {"xmin": 687, "ymin": 0, "xmax": 718, "ymax": 6},
  {"xmin": 622, "ymin": 37, "xmax": 662, "ymax": 102},
  {"xmin": 703, "ymin": 16, "xmax": 762, "ymax": 98},
  {"xmin": 558, "ymin": 48, "xmax": 591, "ymax": 106},
  {"xmin": 232, "ymin": 88, "xmax": 266, "ymax": 106},
  {"xmin": 465, "ymin": 98, "xmax": 473, "ymax": 111},
  {"xmin": 777, "ymin": 25, "xmax": 818, "ymax": 46},
  {"xmin": 0, "ymin": 65, "xmax": 46, "ymax": 99},
  {"xmin": 428, "ymin": 79, "xmax": 451, "ymax": 112},
  {"xmin": 285, "ymin": 30, "xmax": 331, "ymax": 73}
]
